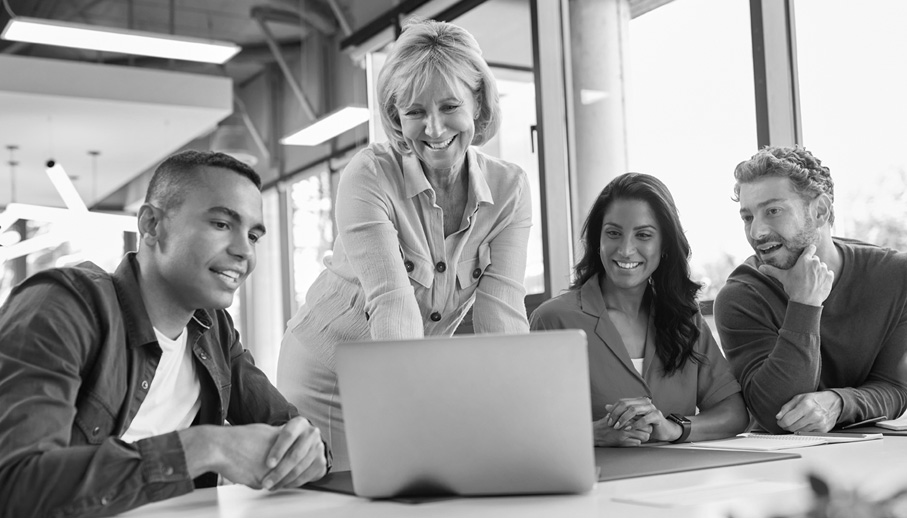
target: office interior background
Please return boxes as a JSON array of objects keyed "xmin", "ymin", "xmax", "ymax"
[{"xmin": 1, "ymin": 0, "xmax": 906, "ymax": 382}]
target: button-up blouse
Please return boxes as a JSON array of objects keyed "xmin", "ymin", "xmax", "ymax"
[{"xmin": 285, "ymin": 142, "xmax": 532, "ymax": 370}]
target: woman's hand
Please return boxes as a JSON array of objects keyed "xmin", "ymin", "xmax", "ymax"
[
  {"xmin": 593, "ymin": 413, "xmax": 652, "ymax": 447},
  {"xmin": 603, "ymin": 397, "xmax": 682, "ymax": 443}
]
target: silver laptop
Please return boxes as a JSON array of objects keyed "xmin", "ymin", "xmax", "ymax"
[{"xmin": 335, "ymin": 329, "xmax": 595, "ymax": 498}]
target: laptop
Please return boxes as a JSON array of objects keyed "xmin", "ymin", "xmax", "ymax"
[{"xmin": 335, "ymin": 329, "xmax": 595, "ymax": 498}]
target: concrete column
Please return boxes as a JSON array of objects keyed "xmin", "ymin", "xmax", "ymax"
[{"xmin": 568, "ymin": 0, "xmax": 630, "ymax": 239}]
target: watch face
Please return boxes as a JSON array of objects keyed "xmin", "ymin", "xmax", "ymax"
[{"xmin": 670, "ymin": 414, "xmax": 690, "ymax": 425}]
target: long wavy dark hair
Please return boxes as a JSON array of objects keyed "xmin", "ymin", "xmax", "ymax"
[{"xmin": 572, "ymin": 173, "xmax": 704, "ymax": 375}]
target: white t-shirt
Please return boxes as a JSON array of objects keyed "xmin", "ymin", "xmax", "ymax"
[
  {"xmin": 120, "ymin": 327, "xmax": 201, "ymax": 443},
  {"xmin": 631, "ymin": 358, "xmax": 645, "ymax": 376}
]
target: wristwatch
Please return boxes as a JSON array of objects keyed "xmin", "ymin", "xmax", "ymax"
[{"xmin": 666, "ymin": 414, "xmax": 692, "ymax": 443}]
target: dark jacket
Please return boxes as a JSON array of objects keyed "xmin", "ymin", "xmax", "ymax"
[{"xmin": 0, "ymin": 253, "xmax": 299, "ymax": 518}]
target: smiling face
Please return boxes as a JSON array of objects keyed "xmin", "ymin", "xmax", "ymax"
[
  {"xmin": 599, "ymin": 198, "xmax": 663, "ymax": 293},
  {"xmin": 150, "ymin": 166, "xmax": 265, "ymax": 313},
  {"xmin": 738, "ymin": 176, "xmax": 819, "ymax": 269},
  {"xmin": 397, "ymin": 72, "xmax": 476, "ymax": 177}
]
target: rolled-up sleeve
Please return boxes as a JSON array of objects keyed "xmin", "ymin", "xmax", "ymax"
[
  {"xmin": 334, "ymin": 151, "xmax": 425, "ymax": 340},
  {"xmin": 473, "ymin": 172, "xmax": 531, "ymax": 334}
]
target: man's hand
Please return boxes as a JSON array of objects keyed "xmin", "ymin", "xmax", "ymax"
[
  {"xmin": 180, "ymin": 424, "xmax": 279, "ymax": 489},
  {"xmin": 776, "ymin": 391, "xmax": 843, "ymax": 432},
  {"xmin": 261, "ymin": 417, "xmax": 328, "ymax": 490},
  {"xmin": 759, "ymin": 244, "xmax": 834, "ymax": 307},
  {"xmin": 180, "ymin": 419, "xmax": 328, "ymax": 491}
]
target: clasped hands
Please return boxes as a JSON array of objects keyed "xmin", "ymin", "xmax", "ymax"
[
  {"xmin": 214, "ymin": 416, "xmax": 328, "ymax": 491},
  {"xmin": 593, "ymin": 397, "xmax": 681, "ymax": 447}
]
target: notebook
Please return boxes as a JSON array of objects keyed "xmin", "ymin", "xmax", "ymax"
[
  {"xmin": 690, "ymin": 432, "xmax": 882, "ymax": 451},
  {"xmin": 876, "ymin": 416, "xmax": 907, "ymax": 431},
  {"xmin": 335, "ymin": 329, "xmax": 596, "ymax": 499}
]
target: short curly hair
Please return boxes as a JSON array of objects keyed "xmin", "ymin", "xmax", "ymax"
[
  {"xmin": 377, "ymin": 19, "xmax": 501, "ymax": 155},
  {"xmin": 732, "ymin": 145, "xmax": 835, "ymax": 224}
]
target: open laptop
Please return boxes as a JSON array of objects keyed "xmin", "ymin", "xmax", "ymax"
[{"xmin": 335, "ymin": 329, "xmax": 595, "ymax": 498}]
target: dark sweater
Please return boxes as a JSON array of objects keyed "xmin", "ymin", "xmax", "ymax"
[{"xmin": 715, "ymin": 238, "xmax": 907, "ymax": 433}]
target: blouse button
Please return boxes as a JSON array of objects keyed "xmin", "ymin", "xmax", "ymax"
[
  {"xmin": 435, "ymin": 261, "xmax": 447, "ymax": 273},
  {"xmin": 472, "ymin": 268, "xmax": 482, "ymax": 279},
  {"xmin": 430, "ymin": 312, "xmax": 442, "ymax": 322},
  {"xmin": 199, "ymin": 352, "xmax": 208, "ymax": 360},
  {"xmin": 404, "ymin": 260, "xmax": 414, "ymax": 273},
  {"xmin": 141, "ymin": 380, "xmax": 149, "ymax": 390}
]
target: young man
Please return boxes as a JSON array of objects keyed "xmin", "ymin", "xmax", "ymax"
[
  {"xmin": 0, "ymin": 151, "xmax": 329, "ymax": 518},
  {"xmin": 715, "ymin": 145, "xmax": 907, "ymax": 434}
]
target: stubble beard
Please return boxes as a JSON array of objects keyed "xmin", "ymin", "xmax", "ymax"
[{"xmin": 761, "ymin": 217, "xmax": 820, "ymax": 270}]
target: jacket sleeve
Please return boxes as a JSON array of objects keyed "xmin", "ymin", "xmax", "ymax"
[
  {"xmin": 714, "ymin": 277, "xmax": 824, "ymax": 433},
  {"xmin": 472, "ymin": 171, "xmax": 532, "ymax": 334},
  {"xmin": 218, "ymin": 313, "xmax": 333, "ymax": 475},
  {"xmin": 693, "ymin": 316, "xmax": 742, "ymax": 411},
  {"xmin": 0, "ymin": 276, "xmax": 193, "ymax": 518},
  {"xmin": 334, "ymin": 151, "xmax": 424, "ymax": 340}
]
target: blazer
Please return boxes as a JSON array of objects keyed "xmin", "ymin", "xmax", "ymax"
[{"xmin": 530, "ymin": 274, "xmax": 741, "ymax": 420}]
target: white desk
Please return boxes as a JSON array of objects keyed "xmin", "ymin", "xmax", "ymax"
[{"xmin": 121, "ymin": 437, "xmax": 907, "ymax": 518}]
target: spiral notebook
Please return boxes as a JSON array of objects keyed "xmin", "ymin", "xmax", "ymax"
[{"xmin": 690, "ymin": 432, "xmax": 882, "ymax": 451}]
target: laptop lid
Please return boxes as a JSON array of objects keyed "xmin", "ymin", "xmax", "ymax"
[{"xmin": 336, "ymin": 329, "xmax": 595, "ymax": 498}]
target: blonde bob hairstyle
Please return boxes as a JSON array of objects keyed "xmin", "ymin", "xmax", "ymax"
[{"xmin": 377, "ymin": 19, "xmax": 501, "ymax": 155}]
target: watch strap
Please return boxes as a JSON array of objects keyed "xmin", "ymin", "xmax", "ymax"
[{"xmin": 668, "ymin": 413, "xmax": 691, "ymax": 443}]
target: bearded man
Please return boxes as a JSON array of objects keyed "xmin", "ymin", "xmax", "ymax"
[{"xmin": 714, "ymin": 145, "xmax": 907, "ymax": 433}]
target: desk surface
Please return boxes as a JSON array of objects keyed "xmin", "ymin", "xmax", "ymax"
[{"xmin": 121, "ymin": 438, "xmax": 907, "ymax": 518}]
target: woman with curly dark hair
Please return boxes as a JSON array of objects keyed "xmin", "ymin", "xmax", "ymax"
[{"xmin": 531, "ymin": 173, "xmax": 748, "ymax": 447}]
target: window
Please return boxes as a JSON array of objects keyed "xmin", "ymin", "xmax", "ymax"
[
  {"xmin": 290, "ymin": 166, "xmax": 334, "ymax": 311},
  {"xmin": 795, "ymin": 0, "xmax": 907, "ymax": 251},
  {"xmin": 477, "ymin": 69, "xmax": 544, "ymax": 295},
  {"xmin": 1, "ymin": 221, "xmax": 129, "ymax": 306},
  {"xmin": 627, "ymin": 0, "xmax": 757, "ymax": 300}
]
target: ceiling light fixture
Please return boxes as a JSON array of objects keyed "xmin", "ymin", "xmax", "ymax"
[
  {"xmin": 0, "ymin": 16, "xmax": 241, "ymax": 64},
  {"xmin": 2, "ymin": 203, "xmax": 136, "ymax": 233},
  {"xmin": 280, "ymin": 106, "xmax": 370, "ymax": 147},
  {"xmin": 211, "ymin": 113, "xmax": 260, "ymax": 167},
  {"xmin": 0, "ymin": 229, "xmax": 66, "ymax": 262},
  {"xmin": 45, "ymin": 160, "xmax": 88, "ymax": 211},
  {"xmin": 0, "ymin": 229, "xmax": 20, "ymax": 246}
]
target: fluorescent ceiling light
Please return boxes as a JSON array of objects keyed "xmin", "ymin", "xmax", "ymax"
[
  {"xmin": 0, "ymin": 230, "xmax": 67, "ymax": 262},
  {"xmin": 1, "ymin": 16, "xmax": 240, "ymax": 64},
  {"xmin": 2, "ymin": 203, "xmax": 137, "ymax": 233},
  {"xmin": 45, "ymin": 161, "xmax": 88, "ymax": 212},
  {"xmin": 0, "ymin": 230, "xmax": 21, "ymax": 247},
  {"xmin": 281, "ymin": 106, "xmax": 370, "ymax": 146}
]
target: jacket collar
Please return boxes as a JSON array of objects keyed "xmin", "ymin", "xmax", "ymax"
[
  {"xmin": 111, "ymin": 252, "xmax": 212, "ymax": 349},
  {"xmin": 580, "ymin": 273, "xmax": 657, "ymax": 380},
  {"xmin": 402, "ymin": 147, "xmax": 494, "ymax": 208}
]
